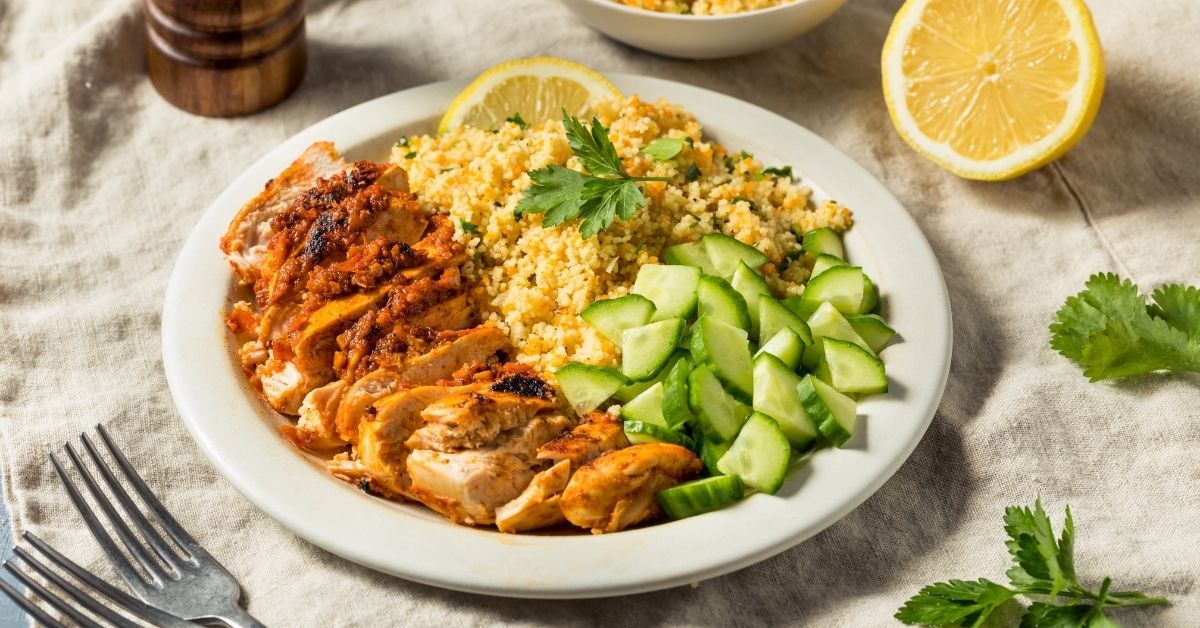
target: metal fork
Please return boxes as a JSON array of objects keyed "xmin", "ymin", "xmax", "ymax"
[
  {"xmin": 49, "ymin": 425, "xmax": 266, "ymax": 628},
  {"xmin": 1, "ymin": 531, "xmax": 194, "ymax": 627}
]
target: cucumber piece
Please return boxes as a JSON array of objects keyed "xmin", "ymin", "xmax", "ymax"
[
  {"xmin": 661, "ymin": 356, "xmax": 695, "ymax": 428},
  {"xmin": 716, "ymin": 412, "xmax": 791, "ymax": 494},
  {"xmin": 802, "ymin": 227, "xmax": 844, "ymax": 259},
  {"xmin": 801, "ymin": 265, "xmax": 865, "ymax": 314},
  {"xmin": 752, "ymin": 354, "xmax": 819, "ymax": 448},
  {"xmin": 613, "ymin": 352, "xmax": 681, "ymax": 402},
  {"xmin": 631, "ymin": 264, "xmax": 701, "ymax": 321},
  {"xmin": 580, "ymin": 294, "xmax": 656, "ymax": 346},
  {"xmin": 846, "ymin": 314, "xmax": 897, "ymax": 353},
  {"xmin": 701, "ymin": 233, "xmax": 768, "ymax": 278},
  {"xmin": 555, "ymin": 363, "xmax": 628, "ymax": 416},
  {"xmin": 811, "ymin": 253, "xmax": 848, "ymax": 278},
  {"xmin": 803, "ymin": 302, "xmax": 872, "ymax": 369},
  {"xmin": 656, "ymin": 475, "xmax": 744, "ymax": 519},
  {"xmin": 620, "ymin": 382, "xmax": 669, "ymax": 427},
  {"xmin": 758, "ymin": 295, "xmax": 814, "ymax": 346},
  {"xmin": 813, "ymin": 358, "xmax": 834, "ymax": 386},
  {"xmin": 664, "ymin": 241, "xmax": 718, "ymax": 276},
  {"xmin": 754, "ymin": 327, "xmax": 805, "ymax": 370},
  {"xmin": 699, "ymin": 438, "xmax": 731, "ymax": 476},
  {"xmin": 689, "ymin": 317, "xmax": 754, "ymax": 399},
  {"xmin": 731, "ymin": 261, "xmax": 771, "ymax": 337},
  {"xmin": 822, "ymin": 338, "xmax": 888, "ymax": 394},
  {"xmin": 687, "ymin": 364, "xmax": 751, "ymax": 443},
  {"xmin": 797, "ymin": 375, "xmax": 857, "ymax": 447},
  {"xmin": 624, "ymin": 420, "xmax": 695, "ymax": 449},
  {"xmin": 782, "ymin": 295, "xmax": 819, "ymax": 321},
  {"xmin": 622, "ymin": 318, "xmax": 685, "ymax": 381},
  {"xmin": 697, "ymin": 275, "xmax": 752, "ymax": 331},
  {"xmin": 858, "ymin": 274, "xmax": 878, "ymax": 314}
]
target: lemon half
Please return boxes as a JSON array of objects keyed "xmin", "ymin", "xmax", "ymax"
[
  {"xmin": 438, "ymin": 57, "xmax": 623, "ymax": 135},
  {"xmin": 882, "ymin": 0, "xmax": 1105, "ymax": 181}
]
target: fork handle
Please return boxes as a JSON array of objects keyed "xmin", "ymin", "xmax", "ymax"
[{"xmin": 210, "ymin": 605, "xmax": 269, "ymax": 628}]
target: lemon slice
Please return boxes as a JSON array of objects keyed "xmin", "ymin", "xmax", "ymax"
[
  {"xmin": 882, "ymin": 0, "xmax": 1105, "ymax": 181},
  {"xmin": 438, "ymin": 57, "xmax": 623, "ymax": 135}
]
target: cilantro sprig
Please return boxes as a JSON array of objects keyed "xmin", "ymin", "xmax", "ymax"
[
  {"xmin": 515, "ymin": 111, "xmax": 670, "ymax": 238},
  {"xmin": 896, "ymin": 500, "xmax": 1168, "ymax": 627},
  {"xmin": 1050, "ymin": 273, "xmax": 1200, "ymax": 381}
]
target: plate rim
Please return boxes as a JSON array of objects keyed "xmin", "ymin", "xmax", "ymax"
[{"xmin": 161, "ymin": 74, "xmax": 952, "ymax": 599}]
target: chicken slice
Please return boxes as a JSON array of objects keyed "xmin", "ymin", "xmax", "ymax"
[
  {"xmin": 560, "ymin": 443, "xmax": 702, "ymax": 534},
  {"xmin": 220, "ymin": 141, "xmax": 345, "ymax": 285},
  {"xmin": 334, "ymin": 325, "xmax": 513, "ymax": 440},
  {"xmin": 405, "ymin": 390, "xmax": 556, "ymax": 452},
  {"xmin": 283, "ymin": 379, "xmax": 348, "ymax": 450},
  {"xmin": 495, "ymin": 460, "xmax": 571, "ymax": 534},
  {"xmin": 537, "ymin": 412, "xmax": 630, "ymax": 471}
]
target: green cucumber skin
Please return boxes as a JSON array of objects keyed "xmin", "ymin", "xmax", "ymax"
[
  {"xmin": 661, "ymin": 356, "xmax": 696, "ymax": 428},
  {"xmin": 716, "ymin": 412, "xmax": 791, "ymax": 495},
  {"xmin": 801, "ymin": 266, "xmax": 865, "ymax": 315},
  {"xmin": 822, "ymin": 338, "xmax": 888, "ymax": 394},
  {"xmin": 752, "ymin": 354, "xmax": 819, "ymax": 448},
  {"xmin": 802, "ymin": 227, "xmax": 845, "ymax": 259},
  {"xmin": 846, "ymin": 314, "xmax": 896, "ymax": 354},
  {"xmin": 623, "ymin": 420, "xmax": 695, "ymax": 449},
  {"xmin": 697, "ymin": 275, "xmax": 752, "ymax": 331},
  {"xmin": 687, "ymin": 364, "xmax": 751, "ymax": 444},
  {"xmin": 796, "ymin": 375, "xmax": 854, "ymax": 447},
  {"xmin": 689, "ymin": 317, "xmax": 754, "ymax": 401},
  {"xmin": 758, "ymin": 295, "xmax": 814, "ymax": 346},
  {"xmin": 656, "ymin": 475, "xmax": 745, "ymax": 519},
  {"xmin": 700, "ymin": 438, "xmax": 731, "ymax": 476},
  {"xmin": 555, "ymin": 363, "xmax": 628, "ymax": 416},
  {"xmin": 580, "ymin": 294, "xmax": 656, "ymax": 346},
  {"xmin": 731, "ymin": 261, "xmax": 771, "ymax": 338},
  {"xmin": 858, "ymin": 274, "xmax": 878, "ymax": 314}
]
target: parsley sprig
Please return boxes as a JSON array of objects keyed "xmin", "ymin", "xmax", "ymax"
[
  {"xmin": 896, "ymin": 500, "xmax": 1168, "ymax": 627},
  {"xmin": 1050, "ymin": 273, "xmax": 1200, "ymax": 381},
  {"xmin": 515, "ymin": 111, "xmax": 670, "ymax": 238}
]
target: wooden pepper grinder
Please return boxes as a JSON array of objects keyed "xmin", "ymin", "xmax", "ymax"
[{"xmin": 145, "ymin": 0, "xmax": 307, "ymax": 117}]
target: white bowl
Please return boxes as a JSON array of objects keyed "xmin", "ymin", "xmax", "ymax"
[{"xmin": 558, "ymin": 0, "xmax": 849, "ymax": 59}]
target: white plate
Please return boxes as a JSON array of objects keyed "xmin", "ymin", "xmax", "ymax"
[{"xmin": 162, "ymin": 75, "xmax": 951, "ymax": 599}]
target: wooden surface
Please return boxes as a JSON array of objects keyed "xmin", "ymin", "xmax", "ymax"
[{"xmin": 145, "ymin": 0, "xmax": 307, "ymax": 117}]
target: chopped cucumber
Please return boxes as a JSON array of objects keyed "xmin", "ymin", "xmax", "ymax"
[
  {"xmin": 858, "ymin": 274, "xmax": 878, "ymax": 314},
  {"xmin": 631, "ymin": 264, "xmax": 701, "ymax": 321},
  {"xmin": 731, "ymin": 261, "xmax": 771, "ymax": 337},
  {"xmin": 717, "ymin": 412, "xmax": 791, "ymax": 494},
  {"xmin": 697, "ymin": 275, "xmax": 751, "ymax": 331},
  {"xmin": 661, "ymin": 356, "xmax": 695, "ymax": 428},
  {"xmin": 758, "ymin": 295, "xmax": 814, "ymax": 346},
  {"xmin": 801, "ymin": 265, "xmax": 865, "ymax": 315},
  {"xmin": 846, "ymin": 314, "xmax": 896, "ymax": 353},
  {"xmin": 687, "ymin": 364, "xmax": 751, "ymax": 443},
  {"xmin": 613, "ymin": 352, "xmax": 681, "ymax": 402},
  {"xmin": 797, "ymin": 375, "xmax": 857, "ymax": 447},
  {"xmin": 811, "ymin": 253, "xmax": 848, "ymax": 278},
  {"xmin": 822, "ymin": 338, "xmax": 888, "ymax": 394},
  {"xmin": 803, "ymin": 302, "xmax": 872, "ymax": 369},
  {"xmin": 555, "ymin": 363, "xmax": 628, "ymax": 416},
  {"xmin": 752, "ymin": 354, "xmax": 819, "ymax": 448},
  {"xmin": 580, "ymin": 294, "xmax": 656, "ymax": 346},
  {"xmin": 754, "ymin": 327, "xmax": 805, "ymax": 370},
  {"xmin": 656, "ymin": 475, "xmax": 744, "ymax": 519},
  {"xmin": 689, "ymin": 317, "xmax": 754, "ymax": 399},
  {"xmin": 699, "ymin": 438, "xmax": 731, "ymax": 476},
  {"xmin": 802, "ymin": 227, "xmax": 844, "ymax": 259},
  {"xmin": 664, "ymin": 241, "xmax": 718, "ymax": 276},
  {"xmin": 623, "ymin": 420, "xmax": 694, "ymax": 449},
  {"xmin": 622, "ymin": 318, "xmax": 685, "ymax": 381},
  {"xmin": 782, "ymin": 295, "xmax": 819, "ymax": 320},
  {"xmin": 701, "ymin": 233, "xmax": 768, "ymax": 278},
  {"xmin": 620, "ymin": 382, "xmax": 669, "ymax": 427}
]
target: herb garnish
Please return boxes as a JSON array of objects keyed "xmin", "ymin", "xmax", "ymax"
[
  {"xmin": 506, "ymin": 112, "xmax": 530, "ymax": 130},
  {"xmin": 404, "ymin": 151, "xmax": 417, "ymax": 159},
  {"xmin": 896, "ymin": 499, "xmax": 1168, "ymax": 627},
  {"xmin": 643, "ymin": 136, "xmax": 685, "ymax": 161},
  {"xmin": 763, "ymin": 166, "xmax": 793, "ymax": 179},
  {"xmin": 460, "ymin": 219, "xmax": 479, "ymax": 234},
  {"xmin": 685, "ymin": 163, "xmax": 701, "ymax": 181},
  {"xmin": 1050, "ymin": 273, "xmax": 1200, "ymax": 381},
  {"xmin": 730, "ymin": 197, "xmax": 757, "ymax": 211},
  {"xmin": 515, "ymin": 111, "xmax": 670, "ymax": 238}
]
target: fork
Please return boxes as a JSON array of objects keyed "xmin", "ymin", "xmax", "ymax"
[
  {"xmin": 1, "ymin": 531, "xmax": 194, "ymax": 627},
  {"xmin": 49, "ymin": 425, "xmax": 267, "ymax": 628}
]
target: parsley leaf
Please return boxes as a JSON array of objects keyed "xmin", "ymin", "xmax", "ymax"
[
  {"xmin": 515, "ymin": 112, "xmax": 669, "ymax": 238},
  {"xmin": 505, "ymin": 112, "xmax": 529, "ymax": 130},
  {"xmin": 763, "ymin": 165, "xmax": 793, "ymax": 179},
  {"xmin": 685, "ymin": 163, "xmax": 701, "ymax": 181},
  {"xmin": 1003, "ymin": 499, "xmax": 1071, "ymax": 595},
  {"xmin": 1050, "ymin": 273, "xmax": 1200, "ymax": 381},
  {"xmin": 730, "ymin": 196, "xmax": 757, "ymax": 211},
  {"xmin": 895, "ymin": 579, "xmax": 1015, "ymax": 627},
  {"xmin": 459, "ymin": 219, "xmax": 478, "ymax": 234},
  {"xmin": 642, "ymin": 136, "xmax": 686, "ymax": 161},
  {"xmin": 1020, "ymin": 602, "xmax": 1093, "ymax": 628}
]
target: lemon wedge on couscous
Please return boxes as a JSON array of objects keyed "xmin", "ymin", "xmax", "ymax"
[
  {"xmin": 438, "ymin": 57, "xmax": 622, "ymax": 134},
  {"xmin": 881, "ymin": 0, "xmax": 1105, "ymax": 181}
]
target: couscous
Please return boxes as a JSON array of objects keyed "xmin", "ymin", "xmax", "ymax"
[{"xmin": 615, "ymin": 0, "xmax": 794, "ymax": 16}]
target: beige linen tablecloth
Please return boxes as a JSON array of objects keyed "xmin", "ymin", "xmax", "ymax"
[{"xmin": 2, "ymin": 0, "xmax": 1198, "ymax": 625}]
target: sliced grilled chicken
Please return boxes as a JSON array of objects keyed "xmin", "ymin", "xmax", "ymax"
[
  {"xmin": 285, "ymin": 379, "xmax": 348, "ymax": 450},
  {"xmin": 405, "ymin": 414, "xmax": 572, "ymax": 525},
  {"xmin": 537, "ymin": 412, "xmax": 630, "ymax": 471},
  {"xmin": 406, "ymin": 390, "xmax": 556, "ymax": 452},
  {"xmin": 221, "ymin": 142, "xmax": 345, "ymax": 286},
  {"xmin": 334, "ymin": 325, "xmax": 513, "ymax": 440},
  {"xmin": 560, "ymin": 443, "xmax": 702, "ymax": 534},
  {"xmin": 495, "ymin": 460, "xmax": 571, "ymax": 533}
]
